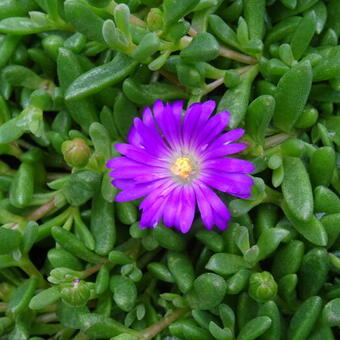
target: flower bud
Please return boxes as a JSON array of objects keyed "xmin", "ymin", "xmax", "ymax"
[
  {"xmin": 0, "ymin": 282, "xmax": 16, "ymax": 301},
  {"xmin": 249, "ymin": 271, "xmax": 278, "ymax": 302},
  {"xmin": 60, "ymin": 279, "xmax": 90, "ymax": 307},
  {"xmin": 146, "ymin": 8, "xmax": 164, "ymax": 32},
  {"xmin": 61, "ymin": 138, "xmax": 91, "ymax": 168},
  {"xmin": 48, "ymin": 268, "xmax": 83, "ymax": 285},
  {"xmin": 0, "ymin": 317, "xmax": 12, "ymax": 335}
]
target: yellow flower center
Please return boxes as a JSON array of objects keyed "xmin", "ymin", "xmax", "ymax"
[{"xmin": 171, "ymin": 157, "xmax": 193, "ymax": 179}]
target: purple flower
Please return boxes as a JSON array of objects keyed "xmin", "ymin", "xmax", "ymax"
[{"xmin": 106, "ymin": 100, "xmax": 255, "ymax": 233}]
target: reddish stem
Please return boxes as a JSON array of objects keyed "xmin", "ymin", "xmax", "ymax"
[
  {"xmin": 139, "ymin": 308, "xmax": 188, "ymax": 339},
  {"xmin": 27, "ymin": 199, "xmax": 57, "ymax": 221}
]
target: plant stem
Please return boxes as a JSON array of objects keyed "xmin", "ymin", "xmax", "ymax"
[
  {"xmin": 237, "ymin": 65, "xmax": 253, "ymax": 74},
  {"xmin": 180, "ymin": 34, "xmax": 257, "ymax": 65},
  {"xmin": 139, "ymin": 308, "xmax": 188, "ymax": 340},
  {"xmin": 159, "ymin": 69, "xmax": 187, "ymax": 90},
  {"xmin": 137, "ymin": 248, "xmax": 161, "ymax": 269},
  {"xmin": 188, "ymin": 27, "xmax": 197, "ymax": 36},
  {"xmin": 219, "ymin": 46, "xmax": 257, "ymax": 64},
  {"xmin": 205, "ymin": 78, "xmax": 224, "ymax": 94},
  {"xmin": 36, "ymin": 312, "xmax": 58, "ymax": 323},
  {"xmin": 0, "ymin": 303, "xmax": 7, "ymax": 312},
  {"xmin": 46, "ymin": 172, "xmax": 68, "ymax": 181},
  {"xmin": 264, "ymin": 133, "xmax": 292, "ymax": 149},
  {"xmin": 27, "ymin": 199, "xmax": 57, "ymax": 221},
  {"xmin": 81, "ymin": 263, "xmax": 106, "ymax": 279},
  {"xmin": 204, "ymin": 65, "xmax": 253, "ymax": 94},
  {"xmin": 264, "ymin": 186, "xmax": 283, "ymax": 206},
  {"xmin": 8, "ymin": 142, "xmax": 23, "ymax": 158},
  {"xmin": 188, "ymin": 93, "xmax": 203, "ymax": 105},
  {"xmin": 36, "ymin": 206, "xmax": 73, "ymax": 241},
  {"xmin": 19, "ymin": 256, "xmax": 47, "ymax": 288}
]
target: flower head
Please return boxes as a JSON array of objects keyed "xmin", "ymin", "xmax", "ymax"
[{"xmin": 106, "ymin": 100, "xmax": 255, "ymax": 233}]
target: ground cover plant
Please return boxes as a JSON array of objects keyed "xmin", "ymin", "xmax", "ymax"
[{"xmin": 0, "ymin": 0, "xmax": 340, "ymax": 339}]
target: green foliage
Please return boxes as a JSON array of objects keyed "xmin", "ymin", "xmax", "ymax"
[{"xmin": 0, "ymin": 0, "xmax": 340, "ymax": 339}]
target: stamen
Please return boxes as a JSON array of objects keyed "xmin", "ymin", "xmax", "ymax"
[{"xmin": 171, "ymin": 157, "xmax": 193, "ymax": 179}]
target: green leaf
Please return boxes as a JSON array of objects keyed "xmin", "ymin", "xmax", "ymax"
[
  {"xmin": 29, "ymin": 287, "xmax": 61, "ymax": 310},
  {"xmin": 8, "ymin": 278, "xmax": 38, "ymax": 316},
  {"xmin": 65, "ymin": 53, "xmax": 138, "ymax": 100},
  {"xmin": 282, "ymin": 157, "xmax": 313, "ymax": 221},
  {"xmin": 218, "ymin": 65, "xmax": 258, "ymax": 128},
  {"xmin": 0, "ymin": 228, "xmax": 22, "ymax": 254},
  {"xmin": 163, "ymin": 0, "xmax": 200, "ymax": 27},
  {"xmin": 63, "ymin": 170, "xmax": 101, "ymax": 206},
  {"xmin": 206, "ymin": 253, "xmax": 250, "ymax": 276},
  {"xmin": 167, "ymin": 252, "xmax": 195, "ymax": 294},
  {"xmin": 64, "ymin": 0, "xmax": 105, "ymax": 43},
  {"xmin": 123, "ymin": 78, "xmax": 188, "ymax": 106},
  {"xmin": 0, "ymin": 15, "xmax": 53, "ymax": 34},
  {"xmin": 113, "ymin": 92, "xmax": 138, "ymax": 139},
  {"xmin": 282, "ymin": 201, "xmax": 327, "ymax": 246},
  {"xmin": 237, "ymin": 316, "xmax": 272, "ymax": 340},
  {"xmin": 298, "ymin": 248, "xmax": 329, "ymax": 300},
  {"xmin": 273, "ymin": 60, "xmax": 312, "ymax": 132},
  {"xmin": 287, "ymin": 296, "xmax": 322, "ymax": 340},
  {"xmin": 246, "ymin": 95, "xmax": 275, "ymax": 145},
  {"xmin": 323, "ymin": 299, "xmax": 340, "ymax": 327},
  {"xmin": 56, "ymin": 301, "xmax": 89, "ymax": 329},
  {"xmin": 180, "ymin": 32, "xmax": 219, "ymax": 62},
  {"xmin": 110, "ymin": 276, "xmax": 137, "ymax": 312},
  {"xmin": 187, "ymin": 273, "xmax": 226, "ymax": 310}
]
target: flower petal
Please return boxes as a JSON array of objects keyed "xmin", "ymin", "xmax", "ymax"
[
  {"xmin": 201, "ymin": 171, "xmax": 254, "ymax": 198},
  {"xmin": 139, "ymin": 180, "xmax": 175, "ymax": 210},
  {"xmin": 111, "ymin": 179, "xmax": 134, "ymax": 189},
  {"xmin": 214, "ymin": 213, "xmax": 229, "ymax": 231},
  {"xmin": 178, "ymin": 185, "xmax": 196, "ymax": 233},
  {"xmin": 182, "ymin": 103, "xmax": 202, "ymax": 147},
  {"xmin": 198, "ymin": 183, "xmax": 230, "ymax": 229},
  {"xmin": 142, "ymin": 106, "xmax": 155, "ymax": 127},
  {"xmin": 203, "ymin": 143, "xmax": 247, "ymax": 159},
  {"xmin": 140, "ymin": 197, "xmax": 165, "ymax": 228},
  {"xmin": 115, "ymin": 181, "xmax": 158, "ymax": 201},
  {"xmin": 200, "ymin": 100, "xmax": 216, "ymax": 120},
  {"xmin": 107, "ymin": 157, "xmax": 155, "ymax": 170},
  {"xmin": 155, "ymin": 101, "xmax": 183, "ymax": 149},
  {"xmin": 203, "ymin": 158, "xmax": 256, "ymax": 173},
  {"xmin": 163, "ymin": 186, "xmax": 181, "ymax": 228},
  {"xmin": 183, "ymin": 100, "xmax": 217, "ymax": 149},
  {"xmin": 194, "ymin": 183, "xmax": 214, "ymax": 230},
  {"xmin": 106, "ymin": 157, "xmax": 125, "ymax": 169},
  {"xmin": 193, "ymin": 111, "xmax": 230, "ymax": 150},
  {"xmin": 139, "ymin": 180, "xmax": 177, "ymax": 228},
  {"xmin": 134, "ymin": 118, "xmax": 171, "ymax": 157},
  {"xmin": 204, "ymin": 128, "xmax": 245, "ymax": 152},
  {"xmin": 115, "ymin": 143, "xmax": 169, "ymax": 167},
  {"xmin": 109, "ymin": 167, "xmax": 168, "ymax": 182}
]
